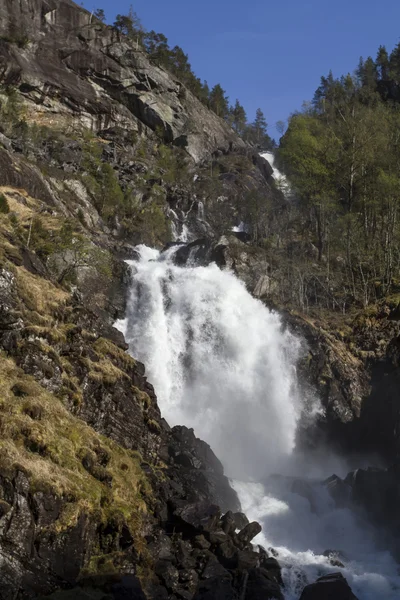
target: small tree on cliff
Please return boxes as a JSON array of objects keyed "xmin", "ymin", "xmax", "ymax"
[
  {"xmin": 94, "ymin": 8, "xmax": 106, "ymax": 22},
  {"xmin": 229, "ymin": 100, "xmax": 247, "ymax": 136},
  {"xmin": 114, "ymin": 5, "xmax": 144, "ymax": 46},
  {"xmin": 209, "ymin": 84, "xmax": 229, "ymax": 119}
]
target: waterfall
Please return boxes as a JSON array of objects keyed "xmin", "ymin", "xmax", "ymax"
[
  {"xmin": 117, "ymin": 245, "xmax": 400, "ymax": 600},
  {"xmin": 261, "ymin": 151, "xmax": 292, "ymax": 199},
  {"xmin": 119, "ymin": 245, "xmax": 303, "ymax": 480}
]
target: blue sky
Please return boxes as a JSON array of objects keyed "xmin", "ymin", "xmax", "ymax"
[{"xmin": 82, "ymin": 0, "xmax": 400, "ymax": 138}]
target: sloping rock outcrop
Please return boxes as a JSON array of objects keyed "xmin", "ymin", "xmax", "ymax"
[{"xmin": 0, "ymin": 0, "xmax": 245, "ymax": 162}]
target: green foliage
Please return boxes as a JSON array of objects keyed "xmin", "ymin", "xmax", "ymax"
[
  {"xmin": 276, "ymin": 46, "xmax": 400, "ymax": 310},
  {"xmin": 209, "ymin": 84, "xmax": 229, "ymax": 119},
  {"xmin": 0, "ymin": 86, "xmax": 25, "ymax": 134},
  {"xmin": 155, "ymin": 144, "xmax": 188, "ymax": 184},
  {"xmin": 111, "ymin": 6, "xmax": 274, "ymax": 141},
  {"xmin": 244, "ymin": 108, "xmax": 274, "ymax": 149},
  {"xmin": 94, "ymin": 8, "xmax": 106, "ymax": 22},
  {"xmin": 229, "ymin": 100, "xmax": 247, "ymax": 136},
  {"xmin": 0, "ymin": 31, "xmax": 29, "ymax": 48},
  {"xmin": 0, "ymin": 194, "xmax": 10, "ymax": 214},
  {"xmin": 81, "ymin": 139, "xmax": 125, "ymax": 220},
  {"xmin": 114, "ymin": 5, "xmax": 143, "ymax": 44}
]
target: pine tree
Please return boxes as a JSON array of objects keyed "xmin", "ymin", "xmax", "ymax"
[
  {"xmin": 253, "ymin": 108, "xmax": 268, "ymax": 144},
  {"xmin": 114, "ymin": 5, "xmax": 143, "ymax": 45},
  {"xmin": 389, "ymin": 43, "xmax": 400, "ymax": 84},
  {"xmin": 229, "ymin": 100, "xmax": 247, "ymax": 135},
  {"xmin": 376, "ymin": 45, "xmax": 389, "ymax": 81},
  {"xmin": 209, "ymin": 84, "xmax": 229, "ymax": 119},
  {"xmin": 94, "ymin": 8, "xmax": 105, "ymax": 22},
  {"xmin": 199, "ymin": 81, "xmax": 210, "ymax": 106},
  {"xmin": 144, "ymin": 31, "xmax": 170, "ymax": 66},
  {"xmin": 357, "ymin": 57, "xmax": 377, "ymax": 93}
]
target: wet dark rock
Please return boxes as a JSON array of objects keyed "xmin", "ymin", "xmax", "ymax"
[
  {"xmin": 215, "ymin": 538, "xmax": 238, "ymax": 569},
  {"xmin": 201, "ymin": 556, "xmax": 230, "ymax": 579},
  {"xmin": 172, "ymin": 239, "xmax": 213, "ymax": 267},
  {"xmin": 236, "ymin": 549, "xmax": 260, "ymax": 570},
  {"xmin": 166, "ymin": 426, "xmax": 240, "ymax": 513},
  {"xmin": 193, "ymin": 575, "xmax": 237, "ymax": 600},
  {"xmin": 221, "ymin": 511, "xmax": 236, "ymax": 535},
  {"xmin": 291, "ymin": 479, "xmax": 319, "ymax": 513},
  {"xmin": 174, "ymin": 502, "xmax": 221, "ymax": 534},
  {"xmin": 244, "ymin": 568, "xmax": 284, "ymax": 600},
  {"xmin": 299, "ymin": 572, "xmax": 359, "ymax": 600},
  {"xmin": 258, "ymin": 556, "xmax": 283, "ymax": 586},
  {"xmin": 236, "ymin": 521, "xmax": 262, "ymax": 548},
  {"xmin": 233, "ymin": 512, "xmax": 249, "ymax": 531},
  {"xmin": 344, "ymin": 466, "xmax": 400, "ymax": 553},
  {"xmin": 155, "ymin": 560, "xmax": 180, "ymax": 592},
  {"xmin": 193, "ymin": 535, "xmax": 211, "ymax": 550},
  {"xmin": 208, "ymin": 530, "xmax": 230, "ymax": 545},
  {"xmin": 323, "ymin": 550, "xmax": 346, "ymax": 568},
  {"xmin": 147, "ymin": 533, "xmax": 175, "ymax": 562},
  {"xmin": 324, "ymin": 474, "xmax": 352, "ymax": 508}
]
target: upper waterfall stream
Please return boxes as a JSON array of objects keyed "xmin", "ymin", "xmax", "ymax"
[{"xmin": 117, "ymin": 245, "xmax": 400, "ymax": 600}]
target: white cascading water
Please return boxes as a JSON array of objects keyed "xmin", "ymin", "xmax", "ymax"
[
  {"xmin": 261, "ymin": 151, "xmax": 292, "ymax": 199},
  {"xmin": 117, "ymin": 245, "xmax": 400, "ymax": 600}
]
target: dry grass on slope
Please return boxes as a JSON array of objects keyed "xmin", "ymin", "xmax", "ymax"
[{"xmin": 0, "ymin": 354, "xmax": 151, "ymax": 539}]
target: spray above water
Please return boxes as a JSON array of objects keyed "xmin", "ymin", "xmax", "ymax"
[{"xmin": 117, "ymin": 245, "xmax": 400, "ymax": 600}]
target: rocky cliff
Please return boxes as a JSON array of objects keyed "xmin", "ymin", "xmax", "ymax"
[
  {"xmin": 0, "ymin": 1, "xmax": 288, "ymax": 598},
  {"xmin": 0, "ymin": 0, "xmax": 398, "ymax": 598},
  {"xmin": 0, "ymin": 0, "xmax": 246, "ymax": 162}
]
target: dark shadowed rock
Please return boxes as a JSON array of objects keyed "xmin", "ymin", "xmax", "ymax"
[
  {"xmin": 324, "ymin": 474, "xmax": 352, "ymax": 508},
  {"xmin": 244, "ymin": 568, "xmax": 284, "ymax": 600},
  {"xmin": 233, "ymin": 512, "xmax": 249, "ymax": 530},
  {"xmin": 237, "ymin": 521, "xmax": 262, "ymax": 547},
  {"xmin": 174, "ymin": 502, "xmax": 221, "ymax": 533},
  {"xmin": 258, "ymin": 556, "xmax": 283, "ymax": 585},
  {"xmin": 291, "ymin": 479, "xmax": 318, "ymax": 513},
  {"xmin": 221, "ymin": 510, "xmax": 236, "ymax": 535},
  {"xmin": 322, "ymin": 549, "xmax": 346, "ymax": 568},
  {"xmin": 236, "ymin": 549, "xmax": 260, "ymax": 570},
  {"xmin": 193, "ymin": 575, "xmax": 237, "ymax": 600},
  {"xmin": 299, "ymin": 573, "xmax": 359, "ymax": 600}
]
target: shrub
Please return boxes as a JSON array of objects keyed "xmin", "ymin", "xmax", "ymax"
[{"xmin": 0, "ymin": 194, "xmax": 10, "ymax": 214}]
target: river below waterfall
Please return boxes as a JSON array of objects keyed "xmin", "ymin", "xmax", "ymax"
[{"xmin": 116, "ymin": 245, "xmax": 400, "ymax": 600}]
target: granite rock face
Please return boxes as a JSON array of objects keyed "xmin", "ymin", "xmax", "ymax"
[{"xmin": 0, "ymin": 0, "xmax": 245, "ymax": 162}]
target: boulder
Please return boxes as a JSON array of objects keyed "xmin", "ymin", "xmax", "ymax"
[
  {"xmin": 299, "ymin": 573, "xmax": 359, "ymax": 600},
  {"xmin": 233, "ymin": 512, "xmax": 249, "ymax": 530},
  {"xmin": 237, "ymin": 522, "xmax": 262, "ymax": 547},
  {"xmin": 324, "ymin": 474, "xmax": 351, "ymax": 508},
  {"xmin": 244, "ymin": 568, "xmax": 284, "ymax": 600},
  {"xmin": 174, "ymin": 502, "xmax": 221, "ymax": 534},
  {"xmin": 322, "ymin": 550, "xmax": 346, "ymax": 568},
  {"xmin": 220, "ymin": 511, "xmax": 236, "ymax": 535},
  {"xmin": 193, "ymin": 575, "xmax": 237, "ymax": 600},
  {"xmin": 291, "ymin": 479, "xmax": 318, "ymax": 513}
]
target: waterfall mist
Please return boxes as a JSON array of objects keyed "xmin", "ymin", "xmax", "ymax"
[{"xmin": 117, "ymin": 245, "xmax": 400, "ymax": 600}]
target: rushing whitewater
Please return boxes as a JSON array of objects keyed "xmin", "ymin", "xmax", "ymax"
[
  {"xmin": 117, "ymin": 245, "xmax": 400, "ymax": 600},
  {"xmin": 261, "ymin": 151, "xmax": 292, "ymax": 199},
  {"xmin": 119, "ymin": 245, "xmax": 303, "ymax": 480}
]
